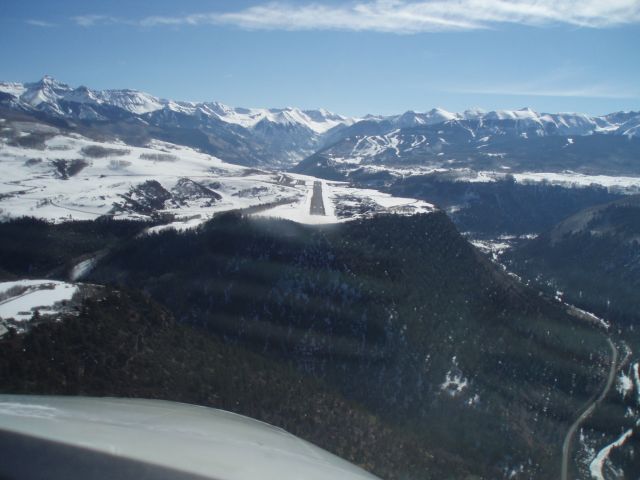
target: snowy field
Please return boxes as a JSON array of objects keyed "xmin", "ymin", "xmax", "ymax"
[
  {"xmin": 0, "ymin": 280, "xmax": 82, "ymax": 336},
  {"xmin": 442, "ymin": 168, "xmax": 640, "ymax": 191},
  {"xmin": 326, "ymin": 159, "xmax": 640, "ymax": 193},
  {"xmin": 0, "ymin": 132, "xmax": 279, "ymax": 222},
  {"xmin": 0, "ymin": 121, "xmax": 435, "ymax": 230},
  {"xmin": 253, "ymin": 173, "xmax": 434, "ymax": 224}
]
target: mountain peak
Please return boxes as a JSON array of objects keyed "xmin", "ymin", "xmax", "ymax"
[
  {"xmin": 463, "ymin": 108, "xmax": 486, "ymax": 119},
  {"xmin": 426, "ymin": 107, "xmax": 457, "ymax": 120},
  {"xmin": 36, "ymin": 75, "xmax": 68, "ymax": 89},
  {"xmin": 41, "ymin": 74, "xmax": 56, "ymax": 83}
]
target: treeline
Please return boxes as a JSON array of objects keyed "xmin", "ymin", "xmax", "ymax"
[
  {"xmin": 0, "ymin": 216, "xmax": 153, "ymax": 280},
  {"xmin": 505, "ymin": 202, "xmax": 640, "ymax": 328},
  {"xmin": 387, "ymin": 176, "xmax": 622, "ymax": 235},
  {"xmin": 0, "ymin": 288, "xmax": 465, "ymax": 480},
  {"xmin": 84, "ymin": 211, "xmax": 610, "ymax": 478}
]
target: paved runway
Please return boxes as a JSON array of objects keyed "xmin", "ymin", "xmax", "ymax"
[{"xmin": 310, "ymin": 181, "xmax": 326, "ymax": 215}]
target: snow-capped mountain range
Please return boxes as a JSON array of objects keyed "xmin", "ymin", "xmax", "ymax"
[
  {"xmin": 4, "ymin": 76, "xmax": 637, "ymax": 138},
  {"xmin": 355, "ymin": 106, "xmax": 638, "ymax": 137},
  {"xmin": 0, "ymin": 76, "xmax": 361, "ymax": 167},
  {"xmin": 1, "ymin": 76, "xmax": 639, "ymax": 192},
  {"xmin": 1, "ymin": 76, "xmax": 638, "ymax": 169},
  {"xmin": 295, "ymin": 107, "xmax": 640, "ymax": 183},
  {"xmin": 0, "ymin": 75, "xmax": 353, "ymax": 133}
]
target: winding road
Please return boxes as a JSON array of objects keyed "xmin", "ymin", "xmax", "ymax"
[{"xmin": 560, "ymin": 338, "xmax": 618, "ymax": 480}]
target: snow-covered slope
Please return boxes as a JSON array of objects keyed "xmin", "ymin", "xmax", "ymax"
[
  {"xmin": 617, "ymin": 115, "xmax": 640, "ymax": 138},
  {"xmin": 0, "ymin": 117, "xmax": 434, "ymax": 228},
  {"xmin": 98, "ymin": 89, "xmax": 164, "ymax": 114},
  {"xmin": 0, "ymin": 395, "xmax": 381, "ymax": 480},
  {"xmin": 202, "ymin": 103, "xmax": 354, "ymax": 134},
  {"xmin": 295, "ymin": 105, "xmax": 640, "ymax": 189},
  {"xmin": 0, "ymin": 280, "xmax": 100, "ymax": 337},
  {"xmin": 0, "ymin": 280, "xmax": 77, "ymax": 323}
]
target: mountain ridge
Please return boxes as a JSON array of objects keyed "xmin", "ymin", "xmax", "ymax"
[
  {"xmin": 0, "ymin": 76, "xmax": 357, "ymax": 167},
  {"xmin": 0, "ymin": 76, "xmax": 355, "ymax": 134},
  {"xmin": 2, "ymin": 76, "xmax": 638, "ymax": 153}
]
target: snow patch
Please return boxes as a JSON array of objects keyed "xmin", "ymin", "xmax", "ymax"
[
  {"xmin": 440, "ymin": 356, "xmax": 469, "ymax": 397},
  {"xmin": 633, "ymin": 362, "xmax": 640, "ymax": 405},
  {"xmin": 589, "ymin": 429, "xmax": 634, "ymax": 480},
  {"xmin": 616, "ymin": 371, "xmax": 634, "ymax": 399},
  {"xmin": 0, "ymin": 280, "xmax": 78, "ymax": 327}
]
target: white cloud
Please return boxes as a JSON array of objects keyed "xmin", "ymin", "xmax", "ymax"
[
  {"xmin": 72, "ymin": 15, "xmax": 123, "ymax": 27},
  {"xmin": 455, "ymin": 87, "xmax": 639, "ymax": 99},
  {"xmin": 132, "ymin": 0, "xmax": 640, "ymax": 33},
  {"xmin": 440, "ymin": 65, "xmax": 640, "ymax": 99},
  {"xmin": 26, "ymin": 19, "xmax": 56, "ymax": 28},
  {"xmin": 447, "ymin": 83, "xmax": 640, "ymax": 99}
]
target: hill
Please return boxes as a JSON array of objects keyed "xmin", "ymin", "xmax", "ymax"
[
  {"xmin": 505, "ymin": 195, "xmax": 640, "ymax": 328},
  {"xmin": 81, "ymin": 212, "xmax": 613, "ymax": 478}
]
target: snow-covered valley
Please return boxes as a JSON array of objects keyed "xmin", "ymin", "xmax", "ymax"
[
  {"xmin": 0, "ymin": 279, "xmax": 99, "ymax": 337},
  {"xmin": 0, "ymin": 118, "xmax": 434, "ymax": 229}
]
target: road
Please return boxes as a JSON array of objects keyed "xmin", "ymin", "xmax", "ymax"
[
  {"xmin": 309, "ymin": 181, "xmax": 326, "ymax": 216},
  {"xmin": 49, "ymin": 200, "xmax": 108, "ymax": 217},
  {"xmin": 0, "ymin": 289, "xmax": 33, "ymax": 307},
  {"xmin": 561, "ymin": 338, "xmax": 618, "ymax": 480}
]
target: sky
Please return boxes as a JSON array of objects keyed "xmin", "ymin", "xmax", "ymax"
[{"xmin": 1, "ymin": 0, "xmax": 639, "ymax": 116}]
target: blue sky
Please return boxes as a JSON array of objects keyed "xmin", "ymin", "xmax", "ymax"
[{"xmin": 1, "ymin": 0, "xmax": 639, "ymax": 116}]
